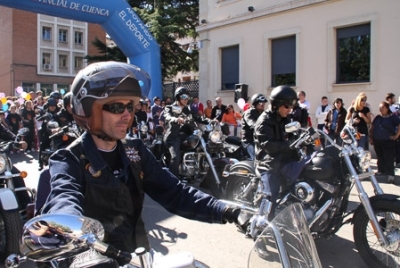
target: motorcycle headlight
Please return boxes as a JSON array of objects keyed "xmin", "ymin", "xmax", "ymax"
[
  {"xmin": 209, "ymin": 131, "xmax": 222, "ymax": 143},
  {"xmin": 358, "ymin": 150, "xmax": 371, "ymax": 170},
  {"xmin": 0, "ymin": 155, "xmax": 7, "ymax": 174},
  {"xmin": 140, "ymin": 124, "xmax": 148, "ymax": 133}
]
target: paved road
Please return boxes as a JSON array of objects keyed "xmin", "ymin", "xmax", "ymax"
[{"xmin": 7, "ymin": 151, "xmax": 400, "ymax": 267}]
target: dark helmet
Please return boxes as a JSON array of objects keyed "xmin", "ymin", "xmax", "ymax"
[
  {"xmin": 251, "ymin": 94, "xmax": 268, "ymax": 107},
  {"xmin": 174, "ymin": 87, "xmax": 189, "ymax": 100},
  {"xmin": 50, "ymin": 91, "xmax": 61, "ymax": 100},
  {"xmin": 63, "ymin": 92, "xmax": 73, "ymax": 108},
  {"xmin": 70, "ymin": 61, "xmax": 151, "ymax": 138},
  {"xmin": 270, "ymin": 86, "xmax": 298, "ymax": 110},
  {"xmin": 47, "ymin": 98, "xmax": 57, "ymax": 107}
]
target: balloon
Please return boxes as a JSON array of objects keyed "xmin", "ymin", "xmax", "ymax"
[
  {"xmin": 237, "ymin": 98, "xmax": 245, "ymax": 110},
  {"xmin": 60, "ymin": 89, "xmax": 66, "ymax": 95},
  {"xmin": 243, "ymin": 103, "xmax": 250, "ymax": 111},
  {"xmin": 18, "ymin": 98, "xmax": 25, "ymax": 104},
  {"xmin": 0, "ymin": 92, "xmax": 5, "ymax": 98},
  {"xmin": 16, "ymin": 86, "xmax": 23, "ymax": 94},
  {"xmin": 25, "ymin": 94, "xmax": 31, "ymax": 100},
  {"xmin": 2, "ymin": 104, "xmax": 8, "ymax": 112},
  {"xmin": 21, "ymin": 92, "xmax": 27, "ymax": 98},
  {"xmin": 1, "ymin": 97, "xmax": 7, "ymax": 104}
]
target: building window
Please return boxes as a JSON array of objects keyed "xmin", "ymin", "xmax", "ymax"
[
  {"xmin": 336, "ymin": 23, "xmax": 370, "ymax": 83},
  {"xmin": 59, "ymin": 29, "xmax": 68, "ymax": 42},
  {"xmin": 42, "ymin": 27, "xmax": 52, "ymax": 40},
  {"xmin": 271, "ymin": 36, "xmax": 296, "ymax": 87},
  {"xmin": 221, "ymin": 45, "xmax": 239, "ymax": 90},
  {"xmin": 74, "ymin": 56, "xmax": 83, "ymax": 69},
  {"xmin": 59, "ymin": 55, "xmax": 68, "ymax": 68},
  {"xmin": 57, "ymin": 84, "xmax": 69, "ymax": 94},
  {"xmin": 40, "ymin": 84, "xmax": 53, "ymax": 96},
  {"xmin": 22, "ymin": 82, "xmax": 36, "ymax": 93},
  {"xmin": 42, "ymin": 53, "xmax": 51, "ymax": 65},
  {"xmin": 75, "ymin": 31, "xmax": 83, "ymax": 44}
]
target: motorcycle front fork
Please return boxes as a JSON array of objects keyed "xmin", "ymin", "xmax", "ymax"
[{"xmin": 343, "ymin": 155, "xmax": 389, "ymax": 247}]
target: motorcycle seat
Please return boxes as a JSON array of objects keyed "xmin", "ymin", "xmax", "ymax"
[{"xmin": 225, "ymin": 136, "xmax": 242, "ymax": 146}]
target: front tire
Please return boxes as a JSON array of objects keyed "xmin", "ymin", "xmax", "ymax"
[
  {"xmin": 353, "ymin": 199, "xmax": 400, "ymax": 268},
  {"xmin": 0, "ymin": 210, "xmax": 22, "ymax": 261},
  {"xmin": 226, "ymin": 176, "xmax": 254, "ymax": 205}
]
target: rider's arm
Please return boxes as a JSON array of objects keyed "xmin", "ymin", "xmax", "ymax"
[
  {"xmin": 163, "ymin": 105, "xmax": 180, "ymax": 124},
  {"xmin": 136, "ymin": 139, "xmax": 227, "ymax": 223},
  {"xmin": 41, "ymin": 149, "xmax": 85, "ymax": 216}
]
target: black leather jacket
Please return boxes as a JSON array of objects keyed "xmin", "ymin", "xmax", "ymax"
[
  {"xmin": 163, "ymin": 103, "xmax": 210, "ymax": 143},
  {"xmin": 0, "ymin": 122, "xmax": 15, "ymax": 141},
  {"xmin": 254, "ymin": 110, "xmax": 298, "ymax": 172},
  {"xmin": 241, "ymin": 107, "xmax": 263, "ymax": 144}
]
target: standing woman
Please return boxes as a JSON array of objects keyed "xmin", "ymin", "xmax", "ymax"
[
  {"xmin": 370, "ymin": 101, "xmax": 400, "ymax": 183},
  {"xmin": 346, "ymin": 94, "xmax": 371, "ymax": 150},
  {"xmin": 20, "ymin": 100, "xmax": 36, "ymax": 152},
  {"xmin": 324, "ymin": 98, "xmax": 347, "ymax": 145}
]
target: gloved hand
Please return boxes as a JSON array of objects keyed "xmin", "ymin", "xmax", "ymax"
[
  {"xmin": 222, "ymin": 205, "xmax": 250, "ymax": 234},
  {"xmin": 222, "ymin": 205, "xmax": 241, "ymax": 224}
]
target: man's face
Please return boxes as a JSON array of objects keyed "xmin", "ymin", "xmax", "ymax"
[
  {"xmin": 206, "ymin": 101, "xmax": 212, "ymax": 107},
  {"xmin": 216, "ymin": 99, "xmax": 222, "ymax": 106},
  {"xmin": 297, "ymin": 92, "xmax": 305, "ymax": 102},
  {"xmin": 389, "ymin": 96, "xmax": 396, "ymax": 104},
  {"xmin": 278, "ymin": 104, "xmax": 293, "ymax": 118},
  {"xmin": 321, "ymin": 98, "xmax": 328, "ymax": 105},
  {"xmin": 256, "ymin": 102, "xmax": 266, "ymax": 112},
  {"xmin": 102, "ymin": 100, "xmax": 133, "ymax": 140},
  {"xmin": 48, "ymin": 105, "xmax": 56, "ymax": 112},
  {"xmin": 193, "ymin": 97, "xmax": 199, "ymax": 104}
]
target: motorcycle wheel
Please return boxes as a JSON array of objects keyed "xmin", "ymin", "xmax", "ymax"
[
  {"xmin": 353, "ymin": 199, "xmax": 400, "ymax": 268},
  {"xmin": 226, "ymin": 176, "xmax": 254, "ymax": 204},
  {"xmin": 0, "ymin": 209, "xmax": 22, "ymax": 259}
]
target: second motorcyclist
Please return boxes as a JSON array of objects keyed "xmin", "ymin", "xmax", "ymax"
[
  {"xmin": 163, "ymin": 87, "xmax": 212, "ymax": 178},
  {"xmin": 241, "ymin": 94, "xmax": 268, "ymax": 160},
  {"xmin": 254, "ymin": 86, "xmax": 300, "ymax": 220}
]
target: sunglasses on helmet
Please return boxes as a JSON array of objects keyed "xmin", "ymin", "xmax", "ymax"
[
  {"xmin": 180, "ymin": 94, "xmax": 189, "ymax": 100},
  {"xmin": 102, "ymin": 102, "xmax": 134, "ymax": 114}
]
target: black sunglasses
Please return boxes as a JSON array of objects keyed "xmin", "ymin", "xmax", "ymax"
[
  {"xmin": 283, "ymin": 103, "xmax": 294, "ymax": 109},
  {"xmin": 102, "ymin": 102, "xmax": 134, "ymax": 114}
]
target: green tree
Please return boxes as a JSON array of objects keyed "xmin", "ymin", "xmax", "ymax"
[{"xmin": 85, "ymin": 0, "xmax": 199, "ymax": 80}]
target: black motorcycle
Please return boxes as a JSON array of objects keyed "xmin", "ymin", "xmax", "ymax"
[
  {"xmin": 0, "ymin": 128, "xmax": 36, "ymax": 259},
  {"xmin": 159, "ymin": 106, "xmax": 235, "ymax": 195},
  {"xmin": 224, "ymin": 121, "xmax": 400, "ymax": 268}
]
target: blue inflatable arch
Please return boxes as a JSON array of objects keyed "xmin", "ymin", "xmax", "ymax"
[{"xmin": 0, "ymin": 0, "xmax": 162, "ymax": 100}]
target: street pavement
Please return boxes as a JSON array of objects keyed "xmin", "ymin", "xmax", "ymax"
[{"xmin": 7, "ymin": 151, "xmax": 400, "ymax": 267}]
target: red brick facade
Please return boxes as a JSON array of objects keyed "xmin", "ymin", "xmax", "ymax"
[{"xmin": 0, "ymin": 7, "xmax": 105, "ymax": 97}]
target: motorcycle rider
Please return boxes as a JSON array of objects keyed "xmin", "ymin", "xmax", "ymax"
[
  {"xmin": 241, "ymin": 94, "xmax": 268, "ymax": 160},
  {"xmin": 41, "ymin": 62, "xmax": 242, "ymax": 266},
  {"xmin": 0, "ymin": 121, "xmax": 31, "ymax": 209},
  {"xmin": 37, "ymin": 98, "xmax": 59, "ymax": 170},
  {"xmin": 163, "ymin": 87, "xmax": 212, "ymax": 178},
  {"xmin": 254, "ymin": 86, "xmax": 300, "ymax": 220}
]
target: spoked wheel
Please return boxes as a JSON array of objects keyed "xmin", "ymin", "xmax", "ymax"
[
  {"xmin": 0, "ymin": 209, "xmax": 22, "ymax": 261},
  {"xmin": 353, "ymin": 199, "xmax": 400, "ymax": 268}
]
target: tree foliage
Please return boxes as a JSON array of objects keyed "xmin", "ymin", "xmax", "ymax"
[
  {"xmin": 85, "ymin": 0, "xmax": 199, "ymax": 81},
  {"xmin": 337, "ymin": 35, "xmax": 370, "ymax": 83}
]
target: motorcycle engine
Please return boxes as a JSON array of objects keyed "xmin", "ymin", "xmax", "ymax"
[
  {"xmin": 180, "ymin": 152, "xmax": 199, "ymax": 177},
  {"xmin": 291, "ymin": 182, "xmax": 315, "ymax": 203}
]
